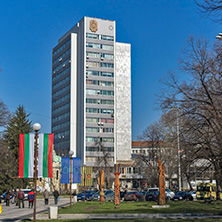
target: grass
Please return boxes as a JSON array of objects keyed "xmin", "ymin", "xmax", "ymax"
[
  {"xmin": 22, "ymin": 219, "xmax": 222, "ymax": 222},
  {"xmin": 57, "ymin": 200, "xmax": 222, "ymax": 214}
]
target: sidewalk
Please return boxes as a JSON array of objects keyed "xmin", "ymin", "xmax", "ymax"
[
  {"xmin": 37, "ymin": 212, "xmax": 222, "ymax": 220},
  {"xmin": 0, "ymin": 198, "xmax": 71, "ymax": 222}
]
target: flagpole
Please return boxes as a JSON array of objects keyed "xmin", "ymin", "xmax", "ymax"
[
  {"xmin": 69, "ymin": 150, "xmax": 74, "ymax": 208},
  {"xmin": 84, "ymin": 164, "xmax": 86, "ymax": 202},
  {"xmin": 33, "ymin": 123, "xmax": 41, "ymax": 222}
]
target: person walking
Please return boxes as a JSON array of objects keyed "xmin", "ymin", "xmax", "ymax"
[
  {"xmin": 5, "ymin": 189, "xmax": 11, "ymax": 206},
  {"xmin": 11, "ymin": 189, "xmax": 15, "ymax": 204},
  {"xmin": 53, "ymin": 189, "xmax": 59, "ymax": 204},
  {"xmin": 43, "ymin": 189, "xmax": 49, "ymax": 205},
  {"xmin": 18, "ymin": 189, "xmax": 25, "ymax": 208},
  {"xmin": 28, "ymin": 190, "xmax": 34, "ymax": 208},
  {"xmin": 15, "ymin": 189, "xmax": 19, "ymax": 206}
]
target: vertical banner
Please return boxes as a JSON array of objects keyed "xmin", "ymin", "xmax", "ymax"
[
  {"xmin": 61, "ymin": 157, "xmax": 82, "ymax": 183},
  {"xmin": 61, "ymin": 157, "xmax": 70, "ymax": 184},
  {"xmin": 19, "ymin": 133, "xmax": 34, "ymax": 178},
  {"xmin": 38, "ymin": 133, "xmax": 54, "ymax": 178},
  {"xmin": 72, "ymin": 157, "xmax": 81, "ymax": 183},
  {"xmin": 79, "ymin": 166, "xmax": 93, "ymax": 186}
]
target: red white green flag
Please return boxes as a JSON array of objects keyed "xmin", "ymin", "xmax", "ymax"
[
  {"xmin": 38, "ymin": 133, "xmax": 54, "ymax": 178},
  {"xmin": 19, "ymin": 133, "xmax": 35, "ymax": 178}
]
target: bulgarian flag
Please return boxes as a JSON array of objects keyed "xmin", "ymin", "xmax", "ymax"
[
  {"xmin": 38, "ymin": 133, "xmax": 54, "ymax": 178},
  {"xmin": 19, "ymin": 133, "xmax": 35, "ymax": 178}
]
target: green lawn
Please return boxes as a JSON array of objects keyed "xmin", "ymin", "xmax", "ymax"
[
  {"xmin": 58, "ymin": 200, "xmax": 222, "ymax": 214},
  {"xmin": 22, "ymin": 219, "xmax": 222, "ymax": 222}
]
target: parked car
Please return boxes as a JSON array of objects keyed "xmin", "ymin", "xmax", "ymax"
[
  {"xmin": 189, "ymin": 190, "xmax": 197, "ymax": 200},
  {"xmin": 172, "ymin": 191, "xmax": 193, "ymax": 201},
  {"xmin": 120, "ymin": 191, "xmax": 126, "ymax": 200},
  {"xmin": 23, "ymin": 189, "xmax": 32, "ymax": 200},
  {"xmin": 146, "ymin": 191, "xmax": 170, "ymax": 202},
  {"xmin": 77, "ymin": 190, "xmax": 95, "ymax": 201},
  {"xmin": 80, "ymin": 190, "xmax": 96, "ymax": 201},
  {"xmin": 124, "ymin": 191, "xmax": 137, "ymax": 201},
  {"xmin": 104, "ymin": 190, "xmax": 115, "ymax": 201},
  {"xmin": 165, "ymin": 188, "xmax": 175, "ymax": 199},
  {"xmin": 146, "ymin": 191, "xmax": 159, "ymax": 201},
  {"xmin": 1, "ymin": 191, "xmax": 12, "ymax": 202},
  {"xmin": 92, "ymin": 190, "xmax": 115, "ymax": 201},
  {"xmin": 91, "ymin": 191, "xmax": 100, "ymax": 201},
  {"xmin": 148, "ymin": 188, "xmax": 159, "ymax": 193},
  {"xmin": 135, "ymin": 191, "xmax": 146, "ymax": 201}
]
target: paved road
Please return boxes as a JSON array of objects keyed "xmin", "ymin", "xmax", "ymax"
[{"xmin": 0, "ymin": 198, "xmax": 71, "ymax": 221}]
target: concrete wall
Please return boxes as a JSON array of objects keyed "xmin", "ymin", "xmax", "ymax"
[{"xmin": 115, "ymin": 42, "xmax": 132, "ymax": 161}]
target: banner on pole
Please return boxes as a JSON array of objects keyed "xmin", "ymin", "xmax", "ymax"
[
  {"xmin": 78, "ymin": 166, "xmax": 93, "ymax": 186},
  {"xmin": 19, "ymin": 133, "xmax": 54, "ymax": 178},
  {"xmin": 61, "ymin": 157, "xmax": 81, "ymax": 184}
]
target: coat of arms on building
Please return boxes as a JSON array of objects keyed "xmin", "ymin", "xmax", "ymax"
[{"xmin": 90, "ymin": 19, "xmax": 98, "ymax": 32}]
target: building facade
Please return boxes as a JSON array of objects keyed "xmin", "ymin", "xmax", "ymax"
[{"xmin": 52, "ymin": 17, "xmax": 131, "ymax": 166}]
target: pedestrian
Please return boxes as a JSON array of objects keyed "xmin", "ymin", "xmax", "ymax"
[
  {"xmin": 15, "ymin": 189, "xmax": 19, "ymax": 206},
  {"xmin": 43, "ymin": 189, "xmax": 49, "ymax": 205},
  {"xmin": 5, "ymin": 189, "xmax": 11, "ymax": 206},
  {"xmin": 11, "ymin": 189, "xmax": 15, "ymax": 204},
  {"xmin": 53, "ymin": 189, "xmax": 59, "ymax": 204},
  {"xmin": 17, "ymin": 188, "xmax": 25, "ymax": 208},
  {"xmin": 28, "ymin": 190, "xmax": 34, "ymax": 208}
]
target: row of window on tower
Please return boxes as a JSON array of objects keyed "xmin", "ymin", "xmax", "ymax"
[
  {"xmin": 53, "ymin": 48, "xmax": 71, "ymax": 66},
  {"xmin": 86, "ymin": 127, "xmax": 114, "ymax": 133},
  {"xmin": 53, "ymin": 58, "xmax": 70, "ymax": 73},
  {"xmin": 52, "ymin": 67, "xmax": 70, "ymax": 83},
  {"xmin": 86, "ymin": 137, "xmax": 114, "ymax": 143},
  {"xmin": 53, "ymin": 39, "xmax": 71, "ymax": 56},
  {"xmin": 86, "ymin": 33, "xmax": 114, "ymax": 41},
  {"xmin": 86, "ymin": 42, "xmax": 114, "ymax": 51},
  {"xmin": 86, "ymin": 70, "xmax": 114, "ymax": 77},
  {"xmin": 86, "ymin": 146, "xmax": 114, "ymax": 152},
  {"xmin": 52, "ymin": 94, "xmax": 70, "ymax": 107},
  {"xmin": 86, "ymin": 52, "xmax": 114, "ymax": 60}
]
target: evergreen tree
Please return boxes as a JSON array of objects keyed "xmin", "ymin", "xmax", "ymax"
[{"xmin": 2, "ymin": 105, "xmax": 32, "ymax": 190}]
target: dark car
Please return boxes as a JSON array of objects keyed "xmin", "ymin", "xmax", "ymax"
[
  {"xmin": 120, "ymin": 191, "xmax": 126, "ymax": 200},
  {"xmin": 172, "ymin": 191, "xmax": 193, "ymax": 201},
  {"xmin": 146, "ymin": 191, "xmax": 159, "ymax": 201},
  {"xmin": 1, "ymin": 191, "xmax": 12, "ymax": 202},
  {"xmin": 81, "ymin": 190, "xmax": 97, "ymax": 201},
  {"xmin": 77, "ymin": 190, "xmax": 95, "ymax": 201},
  {"xmin": 146, "ymin": 191, "xmax": 170, "ymax": 202},
  {"xmin": 135, "ymin": 191, "xmax": 146, "ymax": 201}
]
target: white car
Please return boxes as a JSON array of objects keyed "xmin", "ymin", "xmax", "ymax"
[
  {"xmin": 22, "ymin": 189, "xmax": 32, "ymax": 200},
  {"xmin": 189, "ymin": 190, "xmax": 197, "ymax": 199},
  {"xmin": 165, "ymin": 188, "xmax": 175, "ymax": 199}
]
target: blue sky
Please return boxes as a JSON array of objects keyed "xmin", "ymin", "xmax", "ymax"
[{"xmin": 0, "ymin": 0, "xmax": 220, "ymax": 139}]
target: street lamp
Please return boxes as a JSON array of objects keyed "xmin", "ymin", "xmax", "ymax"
[
  {"xmin": 216, "ymin": 33, "xmax": 222, "ymax": 40},
  {"xmin": 170, "ymin": 108, "xmax": 182, "ymax": 191},
  {"xmin": 33, "ymin": 123, "xmax": 41, "ymax": 222},
  {"xmin": 176, "ymin": 109, "xmax": 182, "ymax": 191},
  {"xmin": 69, "ymin": 150, "xmax": 74, "ymax": 208}
]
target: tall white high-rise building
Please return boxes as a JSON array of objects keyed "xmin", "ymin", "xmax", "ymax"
[{"xmin": 52, "ymin": 17, "xmax": 131, "ymax": 166}]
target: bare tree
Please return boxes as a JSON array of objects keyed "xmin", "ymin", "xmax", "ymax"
[
  {"xmin": 159, "ymin": 36, "xmax": 222, "ymax": 194},
  {"xmin": 95, "ymin": 139, "xmax": 113, "ymax": 188},
  {"xmin": 0, "ymin": 100, "xmax": 9, "ymax": 128},
  {"xmin": 137, "ymin": 120, "xmax": 177, "ymax": 188},
  {"xmin": 195, "ymin": 0, "xmax": 222, "ymax": 22}
]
